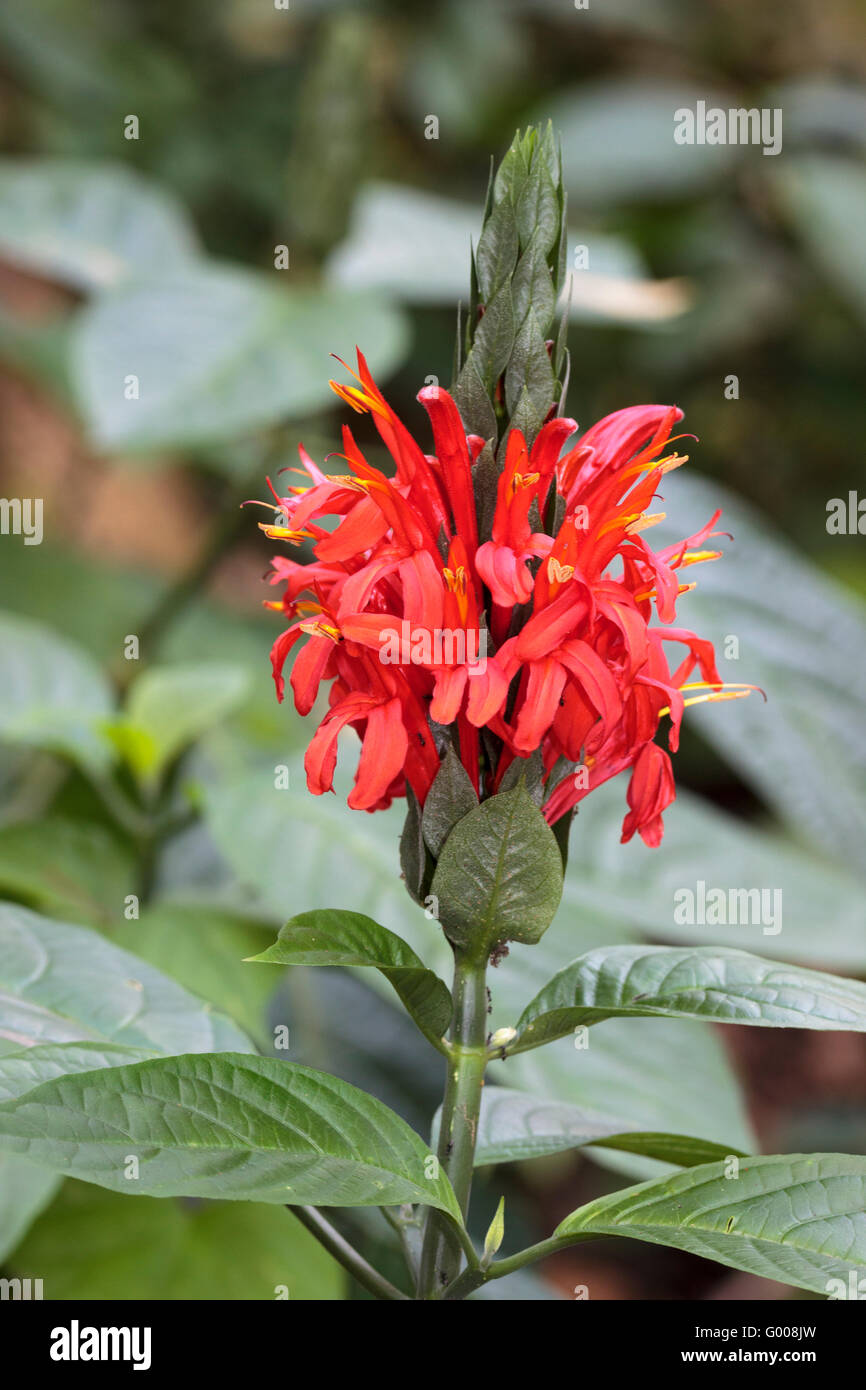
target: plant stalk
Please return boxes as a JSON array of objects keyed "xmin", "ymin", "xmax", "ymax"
[
  {"xmin": 292, "ymin": 1206, "xmax": 410, "ymax": 1301},
  {"xmin": 417, "ymin": 951, "xmax": 488, "ymax": 1297}
]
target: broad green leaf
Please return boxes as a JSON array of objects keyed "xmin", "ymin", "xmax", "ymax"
[
  {"xmin": 0, "ymin": 1041, "xmax": 152, "ymax": 1101},
  {"xmin": 556, "ymin": 1153, "xmax": 866, "ymax": 1296},
  {"xmin": 0, "ymin": 1053, "xmax": 461, "ymax": 1217},
  {"xmin": 200, "ymin": 759, "xmax": 755, "ymax": 1172},
  {"xmin": 496, "ymin": 1016, "xmax": 755, "ymax": 1183},
  {"xmin": 514, "ymin": 945, "xmax": 866, "ymax": 1052},
  {"xmin": 430, "ymin": 782, "xmax": 563, "ymax": 952},
  {"xmin": 0, "ymin": 818, "xmax": 134, "ymax": 928},
  {"xmin": 0, "ymin": 160, "xmax": 198, "ymax": 292},
  {"xmin": 0, "ymin": 902, "xmax": 254, "ymax": 1055},
  {"xmin": 0, "ymin": 612, "xmax": 114, "ymax": 774},
  {"xmin": 74, "ymin": 264, "xmax": 409, "ymax": 451},
  {"xmin": 125, "ymin": 903, "xmax": 276, "ymax": 1048},
  {"xmin": 249, "ymin": 909, "xmax": 451, "ymax": 1048},
  {"xmin": 10, "ymin": 1182, "xmax": 343, "ymax": 1300},
  {"xmin": 773, "ymin": 156, "xmax": 866, "ymax": 326},
  {"xmin": 200, "ymin": 763, "xmax": 421, "ymax": 936},
  {"xmin": 0, "ymin": 1154, "xmax": 59, "ymax": 1263},
  {"xmin": 112, "ymin": 663, "xmax": 251, "ymax": 783},
  {"xmin": 547, "ymin": 78, "xmax": 741, "ymax": 206},
  {"xmin": 565, "ymin": 778, "xmax": 866, "ymax": 972},
  {"xmin": 326, "ymin": 181, "xmax": 666, "ymax": 323},
  {"xmin": 656, "ymin": 474, "xmax": 866, "ymax": 874},
  {"xmin": 471, "ymin": 1086, "xmax": 746, "ymax": 1169},
  {"xmin": 421, "ymin": 746, "xmax": 478, "ymax": 858}
]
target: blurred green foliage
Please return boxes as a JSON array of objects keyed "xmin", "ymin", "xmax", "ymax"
[{"xmin": 0, "ymin": 0, "xmax": 865, "ymax": 1301}]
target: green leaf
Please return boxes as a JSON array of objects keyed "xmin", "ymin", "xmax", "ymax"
[
  {"xmin": 74, "ymin": 264, "xmax": 409, "ymax": 451},
  {"xmin": 421, "ymin": 746, "xmax": 479, "ymax": 858},
  {"xmin": 471, "ymin": 1086, "xmax": 746, "ymax": 1168},
  {"xmin": 201, "ymin": 765, "xmax": 419, "ymax": 934},
  {"xmin": 400, "ymin": 785, "xmax": 434, "ymax": 908},
  {"xmin": 0, "ymin": 902, "xmax": 255, "ymax": 1055},
  {"xmin": 327, "ymin": 182, "xmax": 654, "ymax": 324},
  {"xmin": 249, "ymin": 909, "xmax": 452, "ymax": 1048},
  {"xmin": 0, "ymin": 612, "xmax": 114, "ymax": 774},
  {"xmin": 0, "ymin": 1042, "xmax": 153, "ymax": 1101},
  {"xmin": 9, "ymin": 1182, "xmax": 344, "ymax": 1300},
  {"xmin": 514, "ymin": 945, "xmax": 866, "ymax": 1052},
  {"xmin": 126, "ymin": 903, "xmax": 276, "ymax": 1049},
  {"xmin": 548, "ymin": 78, "xmax": 741, "ymax": 206},
  {"xmin": 555, "ymin": 1153, "xmax": 866, "ymax": 1296},
  {"xmin": 430, "ymin": 782, "xmax": 563, "ymax": 953},
  {"xmin": 0, "ymin": 818, "xmax": 135, "ymax": 928},
  {"xmin": 112, "ymin": 663, "xmax": 251, "ymax": 783},
  {"xmin": 199, "ymin": 759, "xmax": 755, "ymax": 1179},
  {"xmin": 656, "ymin": 474, "xmax": 866, "ymax": 875},
  {"xmin": 0, "ymin": 160, "xmax": 198, "ymax": 292},
  {"xmin": 481, "ymin": 1195, "xmax": 506, "ymax": 1267},
  {"xmin": 0, "ymin": 1053, "xmax": 462, "ymax": 1217},
  {"xmin": 0, "ymin": 1154, "xmax": 59, "ymax": 1263},
  {"xmin": 498, "ymin": 1016, "xmax": 756, "ymax": 1183},
  {"xmin": 773, "ymin": 156, "xmax": 866, "ymax": 326},
  {"xmin": 565, "ymin": 778, "xmax": 866, "ymax": 973}
]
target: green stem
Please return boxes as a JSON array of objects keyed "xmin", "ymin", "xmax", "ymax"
[
  {"xmin": 417, "ymin": 951, "xmax": 488, "ymax": 1297},
  {"xmin": 442, "ymin": 1232, "xmax": 590, "ymax": 1300},
  {"xmin": 292, "ymin": 1206, "xmax": 410, "ymax": 1301}
]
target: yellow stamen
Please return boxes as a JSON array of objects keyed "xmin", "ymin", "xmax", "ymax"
[
  {"xmin": 620, "ymin": 451, "xmax": 689, "ymax": 481},
  {"xmin": 510, "ymin": 471, "xmax": 540, "ymax": 495},
  {"xmin": 258, "ymin": 523, "xmax": 313, "ymax": 543},
  {"xmin": 600, "ymin": 512, "xmax": 639, "ymax": 537},
  {"xmin": 677, "ymin": 549, "xmax": 722, "ymax": 568},
  {"xmin": 299, "ymin": 620, "xmax": 341, "ymax": 643},
  {"xmin": 625, "ymin": 511, "xmax": 666, "ymax": 535},
  {"xmin": 326, "ymin": 473, "xmax": 369, "ymax": 492},
  {"xmin": 657, "ymin": 682, "xmax": 765, "ymax": 717},
  {"xmin": 633, "ymin": 579, "xmax": 696, "ymax": 603},
  {"xmin": 328, "ymin": 379, "xmax": 389, "ymax": 420}
]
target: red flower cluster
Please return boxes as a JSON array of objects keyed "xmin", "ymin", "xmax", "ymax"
[{"xmin": 259, "ymin": 352, "xmax": 751, "ymax": 846}]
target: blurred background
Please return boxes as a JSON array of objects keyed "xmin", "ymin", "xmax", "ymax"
[{"xmin": 0, "ymin": 0, "xmax": 865, "ymax": 1300}]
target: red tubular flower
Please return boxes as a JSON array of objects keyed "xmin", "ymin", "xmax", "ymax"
[{"xmin": 258, "ymin": 350, "xmax": 757, "ymax": 844}]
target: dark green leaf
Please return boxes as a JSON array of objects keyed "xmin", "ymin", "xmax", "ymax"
[
  {"xmin": 421, "ymin": 746, "xmax": 479, "ymax": 858},
  {"xmin": 515, "ymin": 945, "xmax": 866, "ymax": 1052},
  {"xmin": 471, "ymin": 1086, "xmax": 746, "ymax": 1168},
  {"xmin": 0, "ymin": 1053, "xmax": 462, "ymax": 1217},
  {"xmin": 556, "ymin": 1153, "xmax": 866, "ymax": 1296},
  {"xmin": 399, "ymin": 785, "xmax": 433, "ymax": 907},
  {"xmin": 249, "ymin": 909, "xmax": 452, "ymax": 1048},
  {"xmin": 430, "ymin": 782, "xmax": 563, "ymax": 954}
]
